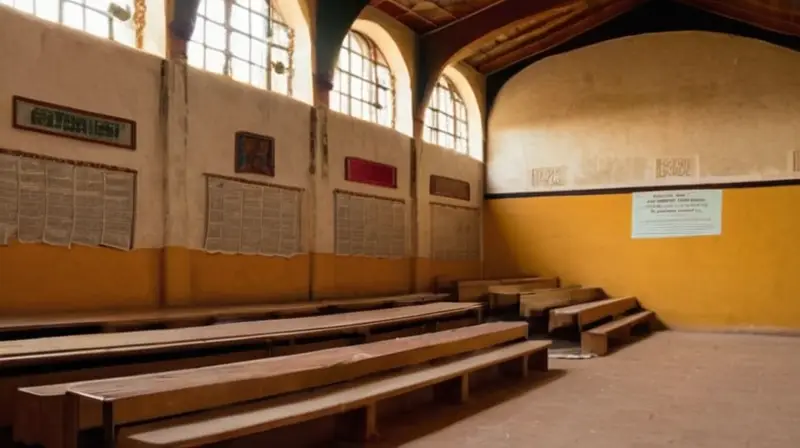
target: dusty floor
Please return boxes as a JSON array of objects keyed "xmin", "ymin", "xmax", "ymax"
[{"xmin": 375, "ymin": 331, "xmax": 800, "ymax": 448}]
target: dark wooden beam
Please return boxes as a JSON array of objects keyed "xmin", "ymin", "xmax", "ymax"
[
  {"xmin": 477, "ymin": 0, "xmax": 647, "ymax": 73},
  {"xmin": 315, "ymin": 0, "xmax": 370, "ymax": 93},
  {"xmin": 415, "ymin": 0, "xmax": 576, "ymax": 118},
  {"xmin": 676, "ymin": 0, "xmax": 800, "ymax": 36}
]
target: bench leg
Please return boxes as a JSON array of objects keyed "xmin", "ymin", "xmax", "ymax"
[
  {"xmin": 528, "ymin": 349, "xmax": 549, "ymax": 372},
  {"xmin": 581, "ymin": 332, "xmax": 609, "ymax": 356},
  {"xmin": 434, "ymin": 374, "xmax": 469, "ymax": 404},
  {"xmin": 500, "ymin": 355, "xmax": 529, "ymax": 379},
  {"xmin": 336, "ymin": 403, "xmax": 378, "ymax": 443},
  {"xmin": 62, "ymin": 393, "xmax": 81, "ymax": 448}
]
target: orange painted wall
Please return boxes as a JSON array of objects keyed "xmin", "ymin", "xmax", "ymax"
[
  {"xmin": 484, "ymin": 186, "xmax": 800, "ymax": 330},
  {"xmin": 0, "ymin": 243, "xmax": 161, "ymax": 313}
]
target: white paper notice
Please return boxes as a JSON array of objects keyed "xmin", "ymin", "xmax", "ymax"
[{"xmin": 631, "ymin": 189, "xmax": 722, "ymax": 239}]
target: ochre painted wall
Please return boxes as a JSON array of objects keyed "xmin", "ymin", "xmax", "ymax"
[{"xmin": 485, "ymin": 31, "xmax": 800, "ymax": 330}]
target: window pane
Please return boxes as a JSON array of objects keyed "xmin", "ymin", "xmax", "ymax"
[
  {"xmin": 36, "ymin": 0, "xmax": 59, "ymax": 22},
  {"xmin": 230, "ymin": 4, "xmax": 249, "ymax": 33},
  {"xmin": 231, "ymin": 57, "xmax": 250, "ymax": 83},
  {"xmin": 204, "ymin": 0, "xmax": 225, "ymax": 19},
  {"xmin": 251, "ymin": 65, "xmax": 267, "ymax": 89},
  {"xmin": 251, "ymin": 12, "xmax": 267, "ymax": 37},
  {"xmin": 62, "ymin": 2, "xmax": 84, "ymax": 30},
  {"xmin": 187, "ymin": 41, "xmax": 205, "ymax": 68},
  {"xmin": 84, "ymin": 8, "xmax": 107, "ymax": 38},
  {"xmin": 205, "ymin": 48, "xmax": 226, "ymax": 74},
  {"xmin": 205, "ymin": 21, "xmax": 226, "ymax": 50},
  {"xmin": 251, "ymin": 39, "xmax": 267, "ymax": 65},
  {"xmin": 230, "ymin": 31, "xmax": 250, "ymax": 59}
]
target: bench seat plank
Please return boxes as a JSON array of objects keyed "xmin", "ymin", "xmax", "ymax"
[
  {"xmin": 456, "ymin": 277, "xmax": 545, "ymax": 302},
  {"xmin": 581, "ymin": 310, "xmax": 655, "ymax": 356},
  {"xmin": 118, "ymin": 340, "xmax": 552, "ymax": 448},
  {"xmin": 53, "ymin": 322, "xmax": 527, "ymax": 448},
  {"xmin": 518, "ymin": 287, "xmax": 605, "ymax": 317},
  {"xmin": 548, "ymin": 297, "xmax": 638, "ymax": 332},
  {"xmin": 0, "ymin": 293, "xmax": 449, "ymax": 336},
  {"xmin": 0, "ymin": 303, "xmax": 480, "ymax": 367}
]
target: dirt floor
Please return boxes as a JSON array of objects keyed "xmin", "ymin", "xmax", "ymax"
[{"xmin": 374, "ymin": 331, "xmax": 800, "ymax": 448}]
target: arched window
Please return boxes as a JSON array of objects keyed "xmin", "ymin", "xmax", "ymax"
[
  {"xmin": 188, "ymin": 0, "xmax": 294, "ymax": 95},
  {"xmin": 424, "ymin": 75, "xmax": 468, "ymax": 153},
  {"xmin": 2, "ymin": 0, "xmax": 136, "ymax": 46},
  {"xmin": 331, "ymin": 31, "xmax": 394, "ymax": 128}
]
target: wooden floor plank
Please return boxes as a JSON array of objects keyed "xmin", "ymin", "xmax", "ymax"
[{"xmin": 118, "ymin": 340, "xmax": 552, "ymax": 448}]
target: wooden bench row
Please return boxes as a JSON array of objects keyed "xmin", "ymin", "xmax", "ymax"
[
  {"xmin": 10, "ymin": 322, "xmax": 548, "ymax": 448},
  {"xmin": 0, "ymin": 293, "xmax": 450, "ymax": 338},
  {"xmin": 116, "ymin": 340, "xmax": 550, "ymax": 448},
  {"xmin": 0, "ymin": 303, "xmax": 482, "ymax": 431}
]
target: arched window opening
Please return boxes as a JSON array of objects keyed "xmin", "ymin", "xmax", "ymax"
[
  {"xmin": 424, "ymin": 75, "xmax": 468, "ymax": 153},
  {"xmin": 2, "ymin": 0, "xmax": 136, "ymax": 46},
  {"xmin": 188, "ymin": 0, "xmax": 294, "ymax": 95},
  {"xmin": 331, "ymin": 31, "xmax": 395, "ymax": 128}
]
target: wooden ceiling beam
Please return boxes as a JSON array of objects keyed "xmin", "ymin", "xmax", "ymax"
[
  {"xmin": 675, "ymin": 0, "xmax": 800, "ymax": 36},
  {"xmin": 415, "ymin": 0, "xmax": 577, "ymax": 118},
  {"xmin": 476, "ymin": 0, "xmax": 646, "ymax": 73}
]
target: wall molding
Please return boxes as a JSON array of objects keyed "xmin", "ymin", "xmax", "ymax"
[{"xmin": 485, "ymin": 178, "xmax": 800, "ymax": 200}]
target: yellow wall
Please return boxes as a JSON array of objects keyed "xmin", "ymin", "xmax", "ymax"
[
  {"xmin": 0, "ymin": 5, "xmax": 485, "ymax": 313},
  {"xmin": 485, "ymin": 32, "xmax": 800, "ymax": 330}
]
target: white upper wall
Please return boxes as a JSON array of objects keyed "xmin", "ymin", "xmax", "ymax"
[{"xmin": 487, "ymin": 31, "xmax": 800, "ymax": 195}]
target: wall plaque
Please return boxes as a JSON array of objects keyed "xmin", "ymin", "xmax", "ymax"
[
  {"xmin": 12, "ymin": 96, "xmax": 136, "ymax": 149},
  {"xmin": 344, "ymin": 157, "xmax": 397, "ymax": 189},
  {"xmin": 430, "ymin": 174, "xmax": 470, "ymax": 201},
  {"xmin": 235, "ymin": 131, "xmax": 275, "ymax": 176}
]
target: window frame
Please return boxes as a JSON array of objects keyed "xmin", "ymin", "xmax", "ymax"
[
  {"xmin": 188, "ymin": 0, "xmax": 295, "ymax": 95},
  {"xmin": 424, "ymin": 75, "xmax": 469, "ymax": 154},
  {"xmin": 1, "ymin": 0, "xmax": 137, "ymax": 46},
  {"xmin": 331, "ymin": 30, "xmax": 396, "ymax": 129}
]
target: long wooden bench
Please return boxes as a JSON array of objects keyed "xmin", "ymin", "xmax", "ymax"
[
  {"xmin": 108, "ymin": 340, "xmax": 551, "ymax": 448},
  {"xmin": 519, "ymin": 287, "xmax": 606, "ymax": 318},
  {"xmin": 0, "ymin": 303, "xmax": 482, "ymax": 431},
  {"xmin": 581, "ymin": 310, "xmax": 655, "ymax": 356},
  {"xmin": 457, "ymin": 277, "xmax": 558, "ymax": 303},
  {"xmin": 0, "ymin": 293, "xmax": 449, "ymax": 338},
  {"xmin": 46, "ymin": 323, "xmax": 531, "ymax": 448},
  {"xmin": 548, "ymin": 297, "xmax": 638, "ymax": 332}
]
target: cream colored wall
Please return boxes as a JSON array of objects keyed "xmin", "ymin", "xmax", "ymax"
[
  {"xmin": 0, "ymin": 7, "xmax": 164, "ymax": 249},
  {"xmin": 185, "ymin": 68, "xmax": 312, "ymax": 250},
  {"xmin": 417, "ymin": 143, "xmax": 483, "ymax": 259},
  {"xmin": 320, "ymin": 112, "xmax": 412, "ymax": 255},
  {"xmin": 0, "ymin": 3, "xmax": 488, "ymax": 310},
  {"xmin": 488, "ymin": 32, "xmax": 800, "ymax": 195}
]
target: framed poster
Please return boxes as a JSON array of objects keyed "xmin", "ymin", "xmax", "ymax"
[
  {"xmin": 234, "ymin": 131, "xmax": 275, "ymax": 177},
  {"xmin": 12, "ymin": 96, "xmax": 136, "ymax": 149}
]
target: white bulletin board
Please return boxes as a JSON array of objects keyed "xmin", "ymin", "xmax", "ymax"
[{"xmin": 631, "ymin": 189, "xmax": 722, "ymax": 239}]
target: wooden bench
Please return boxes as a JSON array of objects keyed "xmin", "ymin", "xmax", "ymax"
[
  {"xmin": 49, "ymin": 322, "xmax": 530, "ymax": 448},
  {"xmin": 0, "ymin": 303, "xmax": 482, "ymax": 431},
  {"xmin": 548, "ymin": 297, "xmax": 638, "ymax": 332},
  {"xmin": 457, "ymin": 277, "xmax": 557, "ymax": 303},
  {"xmin": 485, "ymin": 279, "xmax": 565, "ymax": 310},
  {"xmin": 110, "ymin": 340, "xmax": 551, "ymax": 448},
  {"xmin": 581, "ymin": 310, "xmax": 655, "ymax": 356},
  {"xmin": 519, "ymin": 287, "xmax": 606, "ymax": 318},
  {"xmin": 0, "ymin": 293, "xmax": 450, "ymax": 338}
]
